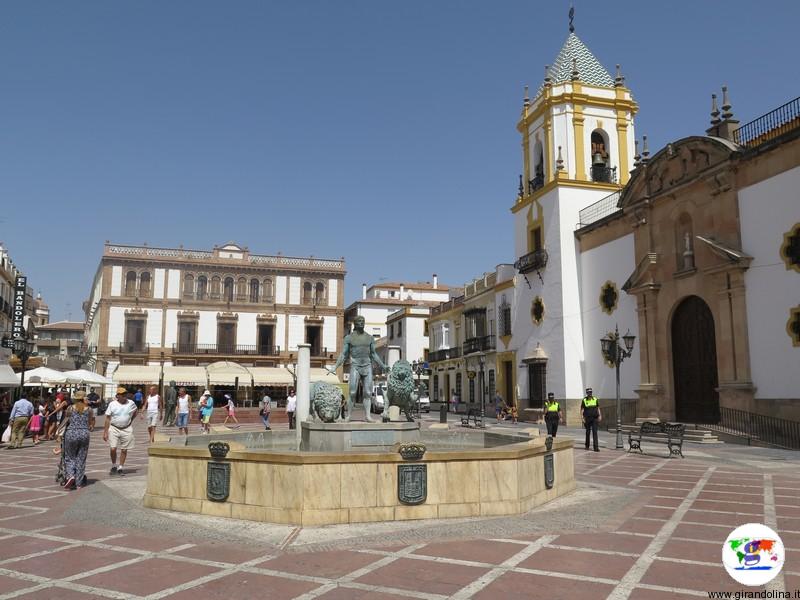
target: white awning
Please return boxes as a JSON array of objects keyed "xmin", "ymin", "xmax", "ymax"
[
  {"xmin": 205, "ymin": 361, "xmax": 252, "ymax": 385},
  {"xmin": 249, "ymin": 367, "xmax": 294, "ymax": 386},
  {"xmin": 163, "ymin": 366, "xmax": 208, "ymax": 387},
  {"xmin": 113, "ymin": 364, "xmax": 162, "ymax": 385},
  {"xmin": 0, "ymin": 363, "xmax": 18, "ymax": 387},
  {"xmin": 63, "ymin": 369, "xmax": 113, "ymax": 386},
  {"xmin": 24, "ymin": 367, "xmax": 80, "ymax": 385},
  {"xmin": 310, "ymin": 368, "xmax": 340, "ymax": 385}
]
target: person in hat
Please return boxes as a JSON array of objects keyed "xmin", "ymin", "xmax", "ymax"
[
  {"xmin": 198, "ymin": 390, "xmax": 214, "ymax": 434},
  {"xmin": 62, "ymin": 390, "xmax": 95, "ymax": 489},
  {"xmin": 103, "ymin": 387, "xmax": 138, "ymax": 475},
  {"xmin": 222, "ymin": 394, "xmax": 239, "ymax": 427},
  {"xmin": 543, "ymin": 392, "xmax": 563, "ymax": 437},
  {"xmin": 580, "ymin": 387, "xmax": 602, "ymax": 452}
]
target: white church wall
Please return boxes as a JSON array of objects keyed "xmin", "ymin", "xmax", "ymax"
[
  {"xmin": 579, "ymin": 233, "xmax": 640, "ymax": 399},
  {"xmin": 739, "ymin": 165, "xmax": 800, "ymax": 399}
]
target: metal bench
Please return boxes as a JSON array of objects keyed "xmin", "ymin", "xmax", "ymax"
[
  {"xmin": 628, "ymin": 421, "xmax": 685, "ymax": 458},
  {"xmin": 460, "ymin": 407, "xmax": 484, "ymax": 428}
]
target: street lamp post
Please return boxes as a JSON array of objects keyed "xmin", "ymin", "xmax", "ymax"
[
  {"xmin": 411, "ymin": 359, "xmax": 429, "ymax": 418},
  {"xmin": 3, "ymin": 334, "xmax": 36, "ymax": 398},
  {"xmin": 600, "ymin": 324, "xmax": 636, "ymax": 450}
]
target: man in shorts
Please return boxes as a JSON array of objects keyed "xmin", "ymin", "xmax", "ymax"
[{"xmin": 103, "ymin": 387, "xmax": 138, "ymax": 476}]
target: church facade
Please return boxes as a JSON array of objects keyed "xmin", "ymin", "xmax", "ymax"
[{"xmin": 428, "ymin": 27, "xmax": 800, "ymax": 427}]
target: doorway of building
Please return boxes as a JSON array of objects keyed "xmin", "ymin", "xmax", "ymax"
[
  {"xmin": 503, "ymin": 360, "xmax": 514, "ymax": 408},
  {"xmin": 671, "ymin": 295, "xmax": 720, "ymax": 423},
  {"xmin": 305, "ymin": 325, "xmax": 322, "ymax": 356}
]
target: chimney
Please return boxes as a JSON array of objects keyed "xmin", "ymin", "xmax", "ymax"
[
  {"xmin": 362, "ymin": 283, "xmax": 367, "ymax": 300},
  {"xmin": 400, "ymin": 284, "xmax": 405, "ymax": 298},
  {"xmin": 432, "ymin": 274, "xmax": 438, "ymax": 289}
]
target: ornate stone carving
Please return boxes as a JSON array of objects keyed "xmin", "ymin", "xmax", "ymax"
[
  {"xmin": 384, "ymin": 360, "xmax": 417, "ymax": 423},
  {"xmin": 781, "ymin": 223, "xmax": 800, "ymax": 273},
  {"xmin": 531, "ymin": 296, "xmax": 545, "ymax": 325},
  {"xmin": 600, "ymin": 281, "xmax": 618, "ymax": 315},
  {"xmin": 397, "ymin": 464, "xmax": 427, "ymax": 505},
  {"xmin": 207, "ymin": 442, "xmax": 231, "ymax": 502},
  {"xmin": 310, "ymin": 381, "xmax": 343, "ymax": 423},
  {"xmin": 398, "ymin": 442, "xmax": 426, "ymax": 461}
]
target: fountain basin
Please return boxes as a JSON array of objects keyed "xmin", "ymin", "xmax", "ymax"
[{"xmin": 143, "ymin": 428, "xmax": 575, "ymax": 526}]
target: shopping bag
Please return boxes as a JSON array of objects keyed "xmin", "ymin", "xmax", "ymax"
[{"xmin": 1, "ymin": 425, "xmax": 11, "ymax": 443}]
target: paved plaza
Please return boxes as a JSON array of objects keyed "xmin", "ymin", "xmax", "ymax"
[{"xmin": 0, "ymin": 419, "xmax": 797, "ymax": 599}]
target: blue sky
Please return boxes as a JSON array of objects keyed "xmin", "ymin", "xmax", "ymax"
[{"xmin": 1, "ymin": 1, "xmax": 798, "ymax": 320}]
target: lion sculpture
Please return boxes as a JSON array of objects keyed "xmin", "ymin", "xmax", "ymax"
[
  {"xmin": 383, "ymin": 359, "xmax": 417, "ymax": 422},
  {"xmin": 310, "ymin": 381, "xmax": 343, "ymax": 423}
]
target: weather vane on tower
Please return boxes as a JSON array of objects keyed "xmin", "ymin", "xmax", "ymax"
[{"xmin": 569, "ymin": 5, "xmax": 575, "ymax": 33}]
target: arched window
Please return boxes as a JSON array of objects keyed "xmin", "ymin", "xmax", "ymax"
[
  {"xmin": 197, "ymin": 275, "xmax": 208, "ymax": 300},
  {"xmin": 236, "ymin": 277, "xmax": 247, "ymax": 301},
  {"xmin": 315, "ymin": 282, "xmax": 325, "ymax": 304},
  {"xmin": 676, "ymin": 213, "xmax": 695, "ymax": 271},
  {"xmin": 125, "ymin": 271, "xmax": 137, "ymax": 297},
  {"xmin": 210, "ymin": 276, "xmax": 221, "ymax": 299},
  {"xmin": 250, "ymin": 278, "xmax": 260, "ymax": 303},
  {"xmin": 139, "ymin": 272, "xmax": 151, "ymax": 297},
  {"xmin": 223, "ymin": 277, "xmax": 234, "ymax": 302},
  {"xmin": 590, "ymin": 129, "xmax": 615, "ymax": 183},
  {"xmin": 303, "ymin": 281, "xmax": 313, "ymax": 305},
  {"xmin": 531, "ymin": 138, "xmax": 544, "ymax": 192},
  {"xmin": 182, "ymin": 274, "xmax": 194, "ymax": 299},
  {"xmin": 262, "ymin": 278, "xmax": 273, "ymax": 302}
]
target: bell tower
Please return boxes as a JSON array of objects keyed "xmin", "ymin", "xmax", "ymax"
[{"xmin": 509, "ymin": 13, "xmax": 639, "ymax": 403}]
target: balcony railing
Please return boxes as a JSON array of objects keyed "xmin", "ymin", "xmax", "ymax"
[
  {"xmin": 172, "ymin": 344, "xmax": 281, "ymax": 356},
  {"xmin": 733, "ymin": 96, "xmax": 800, "ymax": 149},
  {"xmin": 119, "ymin": 342, "xmax": 149, "ymax": 354},
  {"xmin": 428, "ymin": 347, "xmax": 461, "ymax": 363},
  {"xmin": 463, "ymin": 335, "xmax": 496, "ymax": 355},
  {"xmin": 514, "ymin": 249, "xmax": 548, "ymax": 274},
  {"xmin": 577, "ymin": 190, "xmax": 622, "ymax": 229},
  {"xmin": 591, "ymin": 165, "xmax": 617, "ymax": 184}
]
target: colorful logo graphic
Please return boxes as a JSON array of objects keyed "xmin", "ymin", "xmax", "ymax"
[{"xmin": 722, "ymin": 523, "xmax": 784, "ymax": 586}]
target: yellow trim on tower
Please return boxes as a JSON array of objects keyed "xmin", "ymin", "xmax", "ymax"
[
  {"xmin": 544, "ymin": 114, "xmax": 554, "ymax": 183},
  {"xmin": 526, "ymin": 202, "xmax": 545, "ymax": 254},
  {"xmin": 510, "ymin": 177, "xmax": 621, "ymax": 213},
  {"xmin": 573, "ymin": 106, "xmax": 586, "ymax": 181},
  {"xmin": 522, "ymin": 130, "xmax": 531, "ymax": 183},
  {"xmin": 616, "ymin": 111, "xmax": 630, "ymax": 185},
  {"xmin": 517, "ymin": 89, "xmax": 638, "ymax": 132}
]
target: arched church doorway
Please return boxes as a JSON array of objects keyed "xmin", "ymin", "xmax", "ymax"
[{"xmin": 671, "ymin": 295, "xmax": 720, "ymax": 423}]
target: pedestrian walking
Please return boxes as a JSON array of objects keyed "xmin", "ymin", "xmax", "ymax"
[
  {"xmin": 581, "ymin": 387, "xmax": 601, "ymax": 452},
  {"xmin": 142, "ymin": 385, "xmax": 162, "ymax": 443},
  {"xmin": 86, "ymin": 389, "xmax": 100, "ymax": 417},
  {"xmin": 286, "ymin": 388, "xmax": 297, "ymax": 429},
  {"xmin": 544, "ymin": 392, "xmax": 563, "ymax": 437},
  {"xmin": 6, "ymin": 395, "xmax": 33, "ymax": 449},
  {"xmin": 103, "ymin": 387, "xmax": 138, "ymax": 476},
  {"xmin": 27, "ymin": 406, "xmax": 43, "ymax": 445},
  {"xmin": 198, "ymin": 390, "xmax": 213, "ymax": 434},
  {"xmin": 494, "ymin": 393, "xmax": 504, "ymax": 423},
  {"xmin": 163, "ymin": 381, "xmax": 178, "ymax": 427},
  {"xmin": 133, "ymin": 388, "xmax": 143, "ymax": 410},
  {"xmin": 260, "ymin": 391, "xmax": 272, "ymax": 430},
  {"xmin": 223, "ymin": 394, "xmax": 239, "ymax": 427},
  {"xmin": 62, "ymin": 391, "xmax": 94, "ymax": 489},
  {"xmin": 175, "ymin": 387, "xmax": 191, "ymax": 435}
]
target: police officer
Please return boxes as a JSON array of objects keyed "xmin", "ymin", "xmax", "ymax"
[
  {"xmin": 543, "ymin": 392, "xmax": 563, "ymax": 437},
  {"xmin": 581, "ymin": 387, "xmax": 602, "ymax": 452}
]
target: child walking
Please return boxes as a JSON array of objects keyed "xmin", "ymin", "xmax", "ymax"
[
  {"xmin": 28, "ymin": 406, "xmax": 43, "ymax": 445},
  {"xmin": 223, "ymin": 394, "xmax": 239, "ymax": 427}
]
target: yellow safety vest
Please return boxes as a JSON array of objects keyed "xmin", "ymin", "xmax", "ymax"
[
  {"xmin": 583, "ymin": 396, "xmax": 598, "ymax": 407},
  {"xmin": 545, "ymin": 400, "xmax": 560, "ymax": 412}
]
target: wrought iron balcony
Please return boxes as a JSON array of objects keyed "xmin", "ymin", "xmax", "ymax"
[
  {"xmin": 119, "ymin": 342, "xmax": 149, "ymax": 354},
  {"xmin": 591, "ymin": 165, "xmax": 617, "ymax": 184},
  {"xmin": 463, "ymin": 335, "xmax": 496, "ymax": 355},
  {"xmin": 528, "ymin": 174, "xmax": 544, "ymax": 195},
  {"xmin": 172, "ymin": 343, "xmax": 281, "ymax": 356},
  {"xmin": 428, "ymin": 347, "xmax": 461, "ymax": 363},
  {"xmin": 514, "ymin": 249, "xmax": 548, "ymax": 274}
]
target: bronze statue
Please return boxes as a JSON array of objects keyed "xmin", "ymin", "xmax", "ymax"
[{"xmin": 327, "ymin": 315, "xmax": 388, "ymax": 422}]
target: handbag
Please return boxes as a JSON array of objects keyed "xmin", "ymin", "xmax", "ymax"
[{"xmin": 56, "ymin": 408, "xmax": 71, "ymax": 438}]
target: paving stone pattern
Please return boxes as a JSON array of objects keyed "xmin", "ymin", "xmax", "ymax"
[{"xmin": 0, "ymin": 421, "xmax": 796, "ymax": 599}]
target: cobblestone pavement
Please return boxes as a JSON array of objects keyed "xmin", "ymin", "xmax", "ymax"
[{"xmin": 0, "ymin": 418, "xmax": 797, "ymax": 599}]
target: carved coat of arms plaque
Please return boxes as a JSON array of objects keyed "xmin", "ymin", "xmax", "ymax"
[{"xmin": 397, "ymin": 464, "xmax": 427, "ymax": 505}]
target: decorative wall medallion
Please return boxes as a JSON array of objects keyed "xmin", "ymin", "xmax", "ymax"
[
  {"xmin": 599, "ymin": 281, "xmax": 619, "ymax": 315},
  {"xmin": 531, "ymin": 296, "xmax": 545, "ymax": 325},
  {"xmin": 781, "ymin": 224, "xmax": 800, "ymax": 273},
  {"xmin": 788, "ymin": 307, "xmax": 800, "ymax": 348},
  {"xmin": 207, "ymin": 442, "xmax": 231, "ymax": 502},
  {"xmin": 397, "ymin": 464, "xmax": 427, "ymax": 505}
]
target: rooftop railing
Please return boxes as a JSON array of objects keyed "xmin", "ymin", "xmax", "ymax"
[
  {"xmin": 733, "ymin": 96, "xmax": 800, "ymax": 149},
  {"xmin": 576, "ymin": 190, "xmax": 622, "ymax": 229}
]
